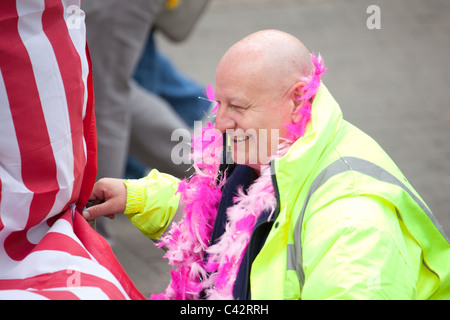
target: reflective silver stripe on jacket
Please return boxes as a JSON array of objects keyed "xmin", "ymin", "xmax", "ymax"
[{"xmin": 286, "ymin": 156, "xmax": 449, "ymax": 292}]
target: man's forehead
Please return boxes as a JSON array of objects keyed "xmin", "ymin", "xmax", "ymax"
[{"xmin": 215, "ymin": 86, "xmax": 250, "ymax": 104}]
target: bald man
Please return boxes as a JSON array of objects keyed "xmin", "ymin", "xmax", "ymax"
[
  {"xmin": 214, "ymin": 30, "xmax": 314, "ymax": 171},
  {"xmin": 84, "ymin": 30, "xmax": 450, "ymax": 300}
]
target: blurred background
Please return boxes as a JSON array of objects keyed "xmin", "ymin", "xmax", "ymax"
[{"xmin": 93, "ymin": 0, "xmax": 450, "ymax": 298}]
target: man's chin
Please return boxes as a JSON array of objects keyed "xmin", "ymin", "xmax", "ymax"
[{"xmin": 231, "ymin": 155, "xmax": 262, "ymax": 170}]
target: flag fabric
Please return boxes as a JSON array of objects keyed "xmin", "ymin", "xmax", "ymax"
[{"xmin": 0, "ymin": 0, "xmax": 145, "ymax": 300}]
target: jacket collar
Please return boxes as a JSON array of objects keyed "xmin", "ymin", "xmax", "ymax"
[{"xmin": 271, "ymin": 84, "xmax": 343, "ymax": 210}]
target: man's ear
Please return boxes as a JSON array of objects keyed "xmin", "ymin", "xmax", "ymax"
[{"xmin": 291, "ymin": 81, "xmax": 306, "ymax": 123}]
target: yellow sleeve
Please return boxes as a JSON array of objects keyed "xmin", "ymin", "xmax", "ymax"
[{"xmin": 123, "ymin": 169, "xmax": 180, "ymax": 239}]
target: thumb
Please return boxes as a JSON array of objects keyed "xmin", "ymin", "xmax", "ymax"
[{"xmin": 83, "ymin": 201, "xmax": 118, "ymax": 220}]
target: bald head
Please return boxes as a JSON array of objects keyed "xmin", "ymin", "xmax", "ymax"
[
  {"xmin": 214, "ymin": 31, "xmax": 316, "ymax": 171},
  {"xmin": 216, "ymin": 30, "xmax": 314, "ymax": 94}
]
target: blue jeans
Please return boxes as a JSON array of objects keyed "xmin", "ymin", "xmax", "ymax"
[{"xmin": 134, "ymin": 31, "xmax": 210, "ymax": 126}]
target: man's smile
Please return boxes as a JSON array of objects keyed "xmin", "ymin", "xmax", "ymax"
[{"xmin": 232, "ymin": 135, "xmax": 250, "ymax": 143}]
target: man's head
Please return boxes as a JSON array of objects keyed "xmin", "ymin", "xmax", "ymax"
[{"xmin": 214, "ymin": 29, "xmax": 314, "ymax": 172}]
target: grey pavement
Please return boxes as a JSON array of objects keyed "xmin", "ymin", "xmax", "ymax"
[{"xmin": 104, "ymin": 0, "xmax": 450, "ymax": 298}]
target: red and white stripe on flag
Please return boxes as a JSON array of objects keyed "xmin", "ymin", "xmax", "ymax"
[{"xmin": 0, "ymin": 0, "xmax": 144, "ymax": 300}]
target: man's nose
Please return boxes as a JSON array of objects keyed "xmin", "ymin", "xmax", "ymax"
[{"xmin": 215, "ymin": 107, "xmax": 235, "ymax": 133}]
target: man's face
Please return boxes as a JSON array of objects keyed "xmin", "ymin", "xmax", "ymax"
[{"xmin": 214, "ymin": 60, "xmax": 294, "ymax": 171}]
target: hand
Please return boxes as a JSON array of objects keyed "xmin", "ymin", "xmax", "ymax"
[{"xmin": 83, "ymin": 178, "xmax": 127, "ymax": 220}]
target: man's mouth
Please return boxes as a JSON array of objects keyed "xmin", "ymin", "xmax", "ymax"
[{"xmin": 232, "ymin": 136, "xmax": 250, "ymax": 143}]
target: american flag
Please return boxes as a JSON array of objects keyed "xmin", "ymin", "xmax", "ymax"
[{"xmin": 0, "ymin": 0, "xmax": 144, "ymax": 299}]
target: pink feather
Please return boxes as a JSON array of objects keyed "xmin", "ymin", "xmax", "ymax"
[{"xmin": 285, "ymin": 52, "xmax": 326, "ymax": 142}]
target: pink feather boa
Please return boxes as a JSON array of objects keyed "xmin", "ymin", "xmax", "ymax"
[{"xmin": 150, "ymin": 53, "xmax": 326, "ymax": 300}]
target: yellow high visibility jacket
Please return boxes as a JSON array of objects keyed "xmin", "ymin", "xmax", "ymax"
[{"xmin": 124, "ymin": 85, "xmax": 450, "ymax": 299}]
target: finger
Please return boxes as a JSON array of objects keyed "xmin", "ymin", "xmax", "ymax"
[
  {"xmin": 88, "ymin": 178, "xmax": 111, "ymax": 202},
  {"xmin": 88, "ymin": 187, "xmax": 106, "ymax": 202},
  {"xmin": 82, "ymin": 210, "xmax": 115, "ymax": 220},
  {"xmin": 83, "ymin": 200, "xmax": 119, "ymax": 220}
]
